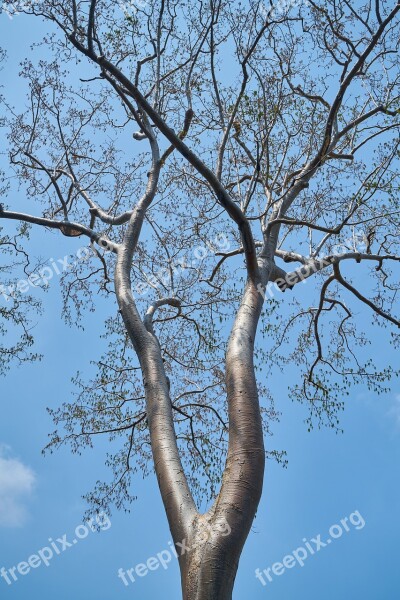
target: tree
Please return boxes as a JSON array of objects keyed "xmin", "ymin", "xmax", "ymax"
[{"xmin": 1, "ymin": 1, "xmax": 399, "ymax": 597}]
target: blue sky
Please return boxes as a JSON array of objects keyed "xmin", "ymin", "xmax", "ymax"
[{"xmin": 0, "ymin": 8, "xmax": 400, "ymax": 600}]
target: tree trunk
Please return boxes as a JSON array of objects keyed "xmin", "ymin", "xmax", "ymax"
[
  {"xmin": 182, "ymin": 549, "xmax": 237, "ymax": 600},
  {"xmin": 179, "ymin": 515, "xmax": 241, "ymax": 600},
  {"xmin": 116, "ymin": 206, "xmax": 268, "ymax": 600}
]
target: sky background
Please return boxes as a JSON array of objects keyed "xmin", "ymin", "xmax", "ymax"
[{"xmin": 0, "ymin": 7, "xmax": 400, "ymax": 600}]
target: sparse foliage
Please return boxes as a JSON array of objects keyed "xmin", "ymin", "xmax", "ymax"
[{"xmin": 1, "ymin": 1, "xmax": 399, "ymax": 597}]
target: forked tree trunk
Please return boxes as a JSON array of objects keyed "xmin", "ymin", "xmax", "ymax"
[{"xmin": 115, "ymin": 199, "xmax": 268, "ymax": 599}]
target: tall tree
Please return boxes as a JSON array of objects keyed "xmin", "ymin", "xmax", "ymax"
[{"xmin": 1, "ymin": 1, "xmax": 400, "ymax": 597}]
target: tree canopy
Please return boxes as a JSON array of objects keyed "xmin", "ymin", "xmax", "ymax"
[{"xmin": 1, "ymin": 1, "xmax": 399, "ymax": 596}]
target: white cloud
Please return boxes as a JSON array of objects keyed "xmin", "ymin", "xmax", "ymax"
[{"xmin": 0, "ymin": 445, "xmax": 36, "ymax": 527}]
